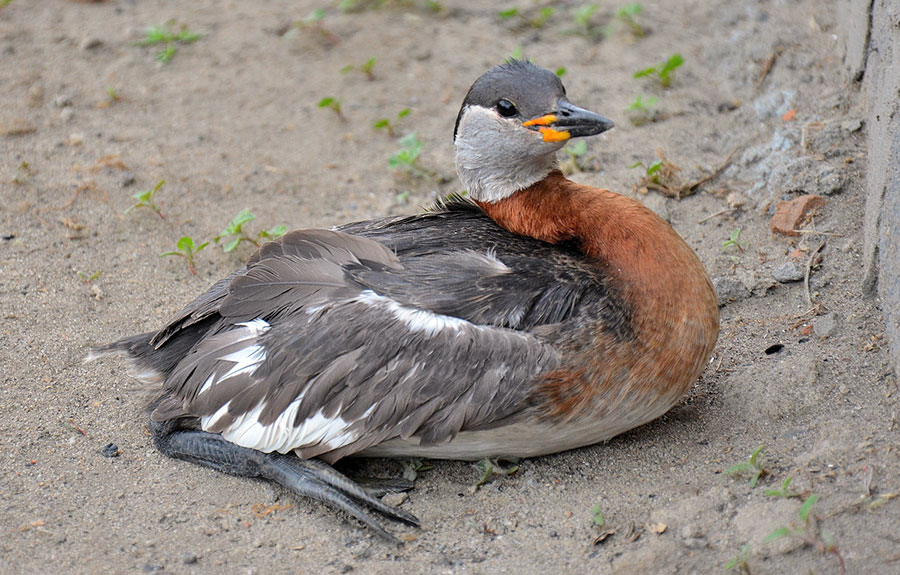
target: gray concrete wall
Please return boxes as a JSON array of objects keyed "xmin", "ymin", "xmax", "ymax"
[{"xmin": 840, "ymin": 0, "xmax": 900, "ymax": 368}]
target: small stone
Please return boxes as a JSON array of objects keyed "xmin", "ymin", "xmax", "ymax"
[
  {"xmin": 26, "ymin": 84, "xmax": 44, "ymax": 108},
  {"xmin": 68, "ymin": 133, "xmax": 84, "ymax": 146},
  {"xmin": 181, "ymin": 551, "xmax": 199, "ymax": 565},
  {"xmin": 726, "ymin": 191, "xmax": 746, "ymax": 209},
  {"xmin": 101, "ymin": 443, "xmax": 120, "ymax": 457},
  {"xmin": 840, "ymin": 118, "xmax": 862, "ymax": 133},
  {"xmin": 812, "ymin": 313, "xmax": 837, "ymax": 339},
  {"xmin": 679, "ymin": 523, "xmax": 707, "ymax": 549},
  {"xmin": 121, "ymin": 172, "xmax": 136, "ymax": 187},
  {"xmin": 0, "ymin": 118, "xmax": 38, "ymax": 136},
  {"xmin": 769, "ymin": 194, "xmax": 827, "ymax": 236},
  {"xmin": 381, "ymin": 492, "xmax": 408, "ymax": 507},
  {"xmin": 773, "ymin": 261, "xmax": 804, "ymax": 283},
  {"xmin": 713, "ymin": 277, "xmax": 750, "ymax": 306},
  {"xmin": 54, "ymin": 95, "xmax": 73, "ymax": 108},
  {"xmin": 60, "ymin": 107, "xmax": 74, "ymax": 123},
  {"xmin": 80, "ymin": 37, "xmax": 103, "ymax": 51}
]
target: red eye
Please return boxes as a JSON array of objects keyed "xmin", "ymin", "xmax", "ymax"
[{"xmin": 497, "ymin": 99, "xmax": 518, "ymax": 117}]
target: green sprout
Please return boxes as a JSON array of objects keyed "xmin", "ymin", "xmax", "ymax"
[
  {"xmin": 764, "ymin": 475, "xmax": 801, "ymax": 499},
  {"xmin": 629, "ymin": 159, "xmax": 663, "ymax": 184},
  {"xmin": 591, "ymin": 503, "xmax": 605, "ymax": 527},
  {"xmin": 763, "ymin": 494, "xmax": 845, "ymax": 573},
  {"xmin": 76, "ymin": 270, "xmax": 103, "ymax": 284},
  {"xmin": 400, "ymin": 458, "xmax": 433, "ymax": 482},
  {"xmin": 12, "ymin": 161, "xmax": 32, "ymax": 185},
  {"xmin": 722, "ymin": 227, "xmax": 745, "ymax": 252},
  {"xmin": 342, "ymin": 57, "xmax": 376, "ymax": 80},
  {"xmin": 726, "ymin": 445, "xmax": 768, "ymax": 488},
  {"xmin": 605, "ymin": 3, "xmax": 644, "ymax": 37},
  {"xmin": 555, "ymin": 67, "xmax": 567, "ymax": 77},
  {"xmin": 724, "ymin": 543, "xmax": 752, "ymax": 574},
  {"xmin": 160, "ymin": 236, "xmax": 209, "ymax": 275},
  {"xmin": 373, "ymin": 107, "xmax": 411, "ymax": 137},
  {"xmin": 560, "ymin": 140, "xmax": 588, "ymax": 173},
  {"xmin": 574, "ymin": 4, "xmax": 598, "ymax": 29},
  {"xmin": 291, "ymin": 8, "xmax": 341, "ymax": 45},
  {"xmin": 498, "ymin": 7, "xmax": 518, "ymax": 19},
  {"xmin": 634, "ymin": 53, "xmax": 684, "ymax": 88},
  {"xmin": 389, "ymin": 132, "xmax": 427, "ymax": 175},
  {"xmin": 136, "ymin": 22, "xmax": 202, "ymax": 63},
  {"xmin": 627, "ymin": 94, "xmax": 657, "ymax": 112},
  {"xmin": 214, "ymin": 209, "xmax": 287, "ymax": 253},
  {"xmin": 474, "ymin": 457, "xmax": 519, "ymax": 487},
  {"xmin": 318, "ymin": 96, "xmax": 345, "ymax": 120},
  {"xmin": 124, "ymin": 179, "xmax": 165, "ymax": 220}
]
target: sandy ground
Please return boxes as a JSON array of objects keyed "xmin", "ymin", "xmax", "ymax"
[{"xmin": 1, "ymin": 1, "xmax": 897, "ymax": 573}]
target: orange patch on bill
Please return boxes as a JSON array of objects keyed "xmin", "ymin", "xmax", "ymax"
[
  {"xmin": 537, "ymin": 127, "xmax": 571, "ymax": 142},
  {"xmin": 522, "ymin": 114, "xmax": 558, "ymax": 127}
]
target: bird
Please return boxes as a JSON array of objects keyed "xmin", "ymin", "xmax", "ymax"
[{"xmin": 89, "ymin": 60, "xmax": 719, "ymax": 541}]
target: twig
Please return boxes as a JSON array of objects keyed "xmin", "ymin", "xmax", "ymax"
[
  {"xmin": 757, "ymin": 50, "xmax": 779, "ymax": 89},
  {"xmin": 698, "ymin": 208, "xmax": 736, "ymax": 224},
  {"xmin": 804, "ymin": 240, "xmax": 826, "ymax": 308},
  {"xmin": 645, "ymin": 148, "xmax": 738, "ymax": 199},
  {"xmin": 795, "ymin": 230, "xmax": 843, "ymax": 237}
]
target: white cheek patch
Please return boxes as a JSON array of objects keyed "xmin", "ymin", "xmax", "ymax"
[{"xmin": 356, "ymin": 289, "xmax": 467, "ymax": 337}]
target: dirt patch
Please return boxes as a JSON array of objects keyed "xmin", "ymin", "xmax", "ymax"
[{"xmin": 1, "ymin": 1, "xmax": 896, "ymax": 574}]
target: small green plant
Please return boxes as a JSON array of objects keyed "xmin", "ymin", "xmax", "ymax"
[
  {"xmin": 498, "ymin": 7, "xmax": 519, "ymax": 19},
  {"xmin": 395, "ymin": 190, "xmax": 411, "ymax": 205},
  {"xmin": 764, "ymin": 475, "xmax": 800, "ymax": 499},
  {"xmin": 555, "ymin": 67, "xmax": 567, "ymax": 77},
  {"xmin": 629, "ymin": 159, "xmax": 663, "ymax": 184},
  {"xmin": 474, "ymin": 457, "xmax": 519, "ymax": 487},
  {"xmin": 214, "ymin": 209, "xmax": 287, "ymax": 253},
  {"xmin": 107, "ymin": 87, "xmax": 120, "ymax": 102},
  {"xmin": 389, "ymin": 133, "xmax": 427, "ymax": 175},
  {"xmin": 627, "ymin": 94, "xmax": 657, "ymax": 113},
  {"xmin": 341, "ymin": 56, "xmax": 376, "ymax": 80},
  {"xmin": 724, "ymin": 543, "xmax": 752, "ymax": 574},
  {"xmin": 0, "ymin": 0, "xmax": 14, "ymax": 9},
  {"xmin": 574, "ymin": 4, "xmax": 598, "ymax": 29},
  {"xmin": 136, "ymin": 21, "xmax": 202, "ymax": 63},
  {"xmin": 722, "ymin": 227, "xmax": 745, "ymax": 252},
  {"xmin": 77, "ymin": 270, "xmax": 103, "ymax": 284},
  {"xmin": 160, "ymin": 236, "xmax": 209, "ymax": 275},
  {"xmin": 763, "ymin": 494, "xmax": 846, "ymax": 573},
  {"xmin": 374, "ymin": 107, "xmax": 411, "ymax": 137},
  {"xmin": 726, "ymin": 445, "xmax": 768, "ymax": 487},
  {"xmin": 498, "ymin": 6, "xmax": 553, "ymax": 28},
  {"xmin": 318, "ymin": 96, "xmax": 345, "ymax": 120},
  {"xmin": 591, "ymin": 503, "xmax": 605, "ymax": 527},
  {"xmin": 125, "ymin": 179, "xmax": 165, "ymax": 220},
  {"xmin": 12, "ymin": 161, "xmax": 32, "ymax": 184},
  {"xmin": 605, "ymin": 3, "xmax": 644, "ymax": 37},
  {"xmin": 400, "ymin": 458, "xmax": 433, "ymax": 482},
  {"xmin": 634, "ymin": 53, "xmax": 684, "ymax": 88},
  {"xmin": 292, "ymin": 8, "xmax": 340, "ymax": 44},
  {"xmin": 560, "ymin": 140, "xmax": 588, "ymax": 173}
]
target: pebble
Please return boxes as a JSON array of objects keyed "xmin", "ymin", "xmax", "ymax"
[
  {"xmin": 26, "ymin": 84, "xmax": 44, "ymax": 108},
  {"xmin": 679, "ymin": 523, "xmax": 707, "ymax": 549},
  {"xmin": 381, "ymin": 492, "xmax": 408, "ymax": 507},
  {"xmin": 60, "ymin": 107, "xmax": 74, "ymax": 123},
  {"xmin": 121, "ymin": 172, "xmax": 136, "ymax": 187},
  {"xmin": 772, "ymin": 261, "xmax": 804, "ymax": 283},
  {"xmin": 80, "ymin": 37, "xmax": 103, "ymax": 51},
  {"xmin": 181, "ymin": 551, "xmax": 199, "ymax": 565},
  {"xmin": 769, "ymin": 194, "xmax": 827, "ymax": 236},
  {"xmin": 712, "ymin": 277, "xmax": 750, "ymax": 306},
  {"xmin": 68, "ymin": 133, "xmax": 84, "ymax": 146},
  {"xmin": 841, "ymin": 118, "xmax": 863, "ymax": 133},
  {"xmin": 812, "ymin": 313, "xmax": 837, "ymax": 339},
  {"xmin": 54, "ymin": 95, "xmax": 73, "ymax": 108},
  {"xmin": 101, "ymin": 443, "xmax": 120, "ymax": 457}
]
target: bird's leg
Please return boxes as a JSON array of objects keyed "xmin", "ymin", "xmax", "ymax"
[{"xmin": 149, "ymin": 419, "xmax": 419, "ymax": 542}]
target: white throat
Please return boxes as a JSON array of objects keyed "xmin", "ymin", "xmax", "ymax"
[{"xmin": 454, "ymin": 105, "xmax": 564, "ymax": 203}]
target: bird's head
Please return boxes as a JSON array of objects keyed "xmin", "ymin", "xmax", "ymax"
[{"xmin": 454, "ymin": 60, "xmax": 614, "ymax": 203}]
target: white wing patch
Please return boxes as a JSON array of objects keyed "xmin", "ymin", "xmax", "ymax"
[
  {"xmin": 356, "ymin": 289, "xmax": 467, "ymax": 337},
  {"xmin": 201, "ymin": 396, "xmax": 372, "ymax": 454}
]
